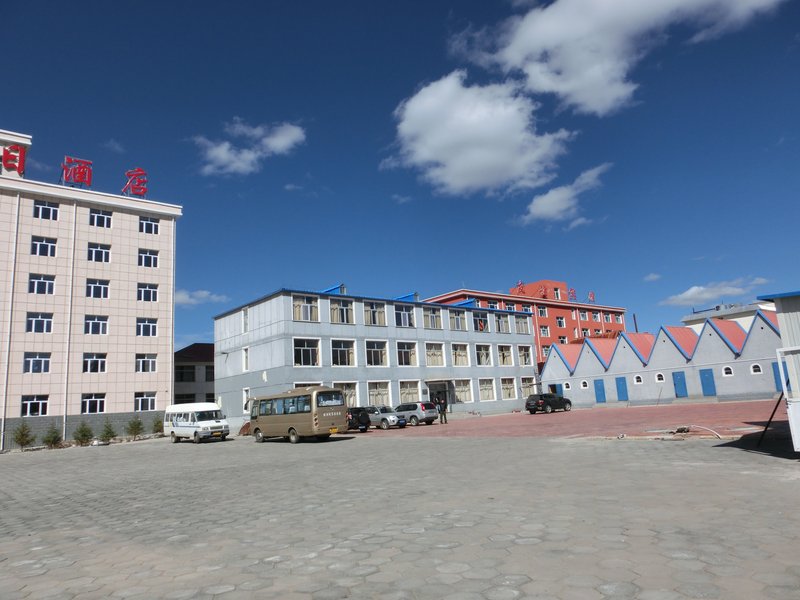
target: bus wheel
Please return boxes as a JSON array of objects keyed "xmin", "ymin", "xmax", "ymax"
[
  {"xmin": 193, "ymin": 432, "xmax": 200, "ymax": 444},
  {"xmin": 170, "ymin": 432, "xmax": 178, "ymax": 443},
  {"xmin": 288, "ymin": 428, "xmax": 300, "ymax": 444},
  {"xmin": 254, "ymin": 429, "xmax": 264, "ymax": 443}
]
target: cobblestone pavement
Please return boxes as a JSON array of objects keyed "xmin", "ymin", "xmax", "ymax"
[{"xmin": 1, "ymin": 430, "xmax": 798, "ymax": 599}]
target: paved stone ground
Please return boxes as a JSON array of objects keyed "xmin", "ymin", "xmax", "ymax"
[{"xmin": 1, "ymin": 429, "xmax": 798, "ymax": 599}]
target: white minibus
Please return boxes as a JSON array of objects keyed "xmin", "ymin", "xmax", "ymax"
[{"xmin": 164, "ymin": 402, "xmax": 230, "ymax": 443}]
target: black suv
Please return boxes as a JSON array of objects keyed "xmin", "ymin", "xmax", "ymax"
[{"xmin": 525, "ymin": 393, "xmax": 572, "ymax": 414}]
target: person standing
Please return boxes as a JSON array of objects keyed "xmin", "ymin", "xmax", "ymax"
[{"xmin": 438, "ymin": 394, "xmax": 448, "ymax": 424}]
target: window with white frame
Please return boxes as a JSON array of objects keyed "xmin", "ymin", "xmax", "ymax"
[
  {"xmin": 175, "ymin": 365, "xmax": 195, "ymax": 382},
  {"xmin": 294, "ymin": 338, "xmax": 319, "ymax": 366},
  {"xmin": 397, "ymin": 341, "xmax": 417, "ymax": 366},
  {"xmin": 554, "ymin": 288, "xmax": 562, "ymax": 300},
  {"xmin": 399, "ymin": 381, "xmax": 419, "ymax": 403},
  {"xmin": 722, "ymin": 366, "xmax": 734, "ymax": 377},
  {"xmin": 86, "ymin": 278, "xmax": 109, "ymax": 299},
  {"xmin": 615, "ymin": 314, "xmax": 623, "ymax": 324},
  {"xmin": 425, "ymin": 343, "xmax": 444, "ymax": 366},
  {"xmin": 85, "ymin": 315, "xmax": 109, "ymax": 335},
  {"xmin": 395, "ymin": 305, "xmax": 415, "ymax": 328},
  {"xmin": 139, "ymin": 216, "xmax": 159, "ymax": 234},
  {"xmin": 366, "ymin": 341, "xmax": 387, "ymax": 366},
  {"xmin": 571, "ymin": 310, "xmax": 577, "ymax": 319},
  {"xmin": 331, "ymin": 340, "xmax": 355, "ymax": 366},
  {"xmin": 522, "ymin": 305, "xmax": 532, "ymax": 313},
  {"xmin": 556, "ymin": 316, "xmax": 566, "ymax": 328},
  {"xmin": 521, "ymin": 377, "xmax": 535, "ymax": 397},
  {"xmin": 479, "ymin": 378, "xmax": 495, "ymax": 401},
  {"xmin": 82, "ymin": 353, "xmax": 107, "ymax": 373},
  {"xmin": 137, "ymin": 283, "xmax": 158, "ymax": 302},
  {"xmin": 89, "ymin": 209, "xmax": 112, "ymax": 228},
  {"xmin": 473, "ymin": 311, "xmax": 488, "ymax": 332},
  {"xmin": 449, "ymin": 310, "xmax": 466, "ymax": 331},
  {"xmin": 242, "ymin": 307, "xmax": 249, "ymax": 332},
  {"xmin": 751, "ymin": 364, "xmax": 762, "ymax": 375},
  {"xmin": 452, "ymin": 343, "xmax": 469, "ymax": 366},
  {"xmin": 330, "ymin": 299, "xmax": 354, "ymax": 324},
  {"xmin": 655, "ymin": 373, "xmax": 665, "ymax": 382},
  {"xmin": 368, "ymin": 381, "xmax": 389, "ymax": 405},
  {"xmin": 242, "ymin": 347, "xmax": 249, "ymax": 371},
  {"xmin": 558, "ymin": 336, "xmax": 568, "ymax": 344},
  {"xmin": 134, "ymin": 392, "xmax": 156, "ymax": 411},
  {"xmin": 539, "ymin": 325, "xmax": 550, "ymax": 337},
  {"xmin": 542, "ymin": 345, "xmax": 550, "ymax": 357},
  {"xmin": 537, "ymin": 306, "xmax": 548, "ymax": 317},
  {"xmin": 334, "ymin": 382, "xmax": 357, "ymax": 406},
  {"xmin": 505, "ymin": 302, "xmax": 516, "ymax": 311},
  {"xmin": 501, "ymin": 378, "xmax": 515, "ymax": 399},
  {"xmin": 136, "ymin": 354, "xmax": 157, "ymax": 372},
  {"xmin": 23, "ymin": 352, "xmax": 50, "ymax": 373},
  {"xmin": 31, "ymin": 236, "xmax": 56, "ymax": 257},
  {"xmin": 26, "ymin": 312, "xmax": 53, "ymax": 333},
  {"xmin": 488, "ymin": 300, "xmax": 498, "ymax": 309},
  {"xmin": 88, "ymin": 242, "xmax": 110, "ymax": 262},
  {"xmin": 81, "ymin": 393, "xmax": 105, "ymax": 414},
  {"xmin": 29, "ymin": 274, "xmax": 55, "ymax": 295},
  {"xmin": 476, "ymin": 344, "xmax": 492, "ymax": 366},
  {"xmin": 495, "ymin": 314, "xmax": 510, "ymax": 333},
  {"xmin": 592, "ymin": 311, "xmax": 600, "ymax": 322},
  {"xmin": 364, "ymin": 301, "xmax": 386, "ymax": 326},
  {"xmin": 454, "ymin": 379, "xmax": 472, "ymax": 403},
  {"xmin": 515, "ymin": 316, "xmax": 530, "ymax": 334},
  {"xmin": 604, "ymin": 313, "xmax": 611, "ymax": 323},
  {"xmin": 518, "ymin": 345, "xmax": 532, "ymax": 366},
  {"xmin": 594, "ymin": 329, "xmax": 602, "ymax": 335},
  {"xmin": 582, "ymin": 328, "xmax": 590, "ymax": 337},
  {"xmin": 498, "ymin": 345, "xmax": 513, "ymax": 366},
  {"xmin": 136, "ymin": 317, "xmax": 157, "ymax": 337},
  {"xmin": 21, "ymin": 395, "xmax": 49, "ymax": 416},
  {"xmin": 138, "ymin": 248, "xmax": 158, "ymax": 268},
  {"xmin": 579, "ymin": 310, "xmax": 588, "ymax": 320},
  {"xmin": 563, "ymin": 382, "xmax": 571, "ymax": 390},
  {"xmin": 33, "ymin": 200, "xmax": 59, "ymax": 220},
  {"xmin": 581, "ymin": 380, "xmax": 589, "ymax": 389},
  {"xmin": 423, "ymin": 307, "xmax": 442, "ymax": 329},
  {"xmin": 293, "ymin": 295, "xmax": 319, "ymax": 322},
  {"xmin": 634, "ymin": 375, "xmax": 643, "ymax": 384}
]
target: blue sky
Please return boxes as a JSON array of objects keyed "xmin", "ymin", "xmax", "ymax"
[{"xmin": 4, "ymin": 0, "xmax": 799, "ymax": 347}]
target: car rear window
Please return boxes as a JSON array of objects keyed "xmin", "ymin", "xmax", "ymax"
[{"xmin": 422, "ymin": 402, "xmax": 436, "ymax": 410}]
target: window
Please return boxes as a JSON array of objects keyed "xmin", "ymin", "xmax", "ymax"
[
  {"xmin": 423, "ymin": 307, "xmax": 442, "ymax": 329},
  {"xmin": 399, "ymin": 381, "xmax": 419, "ymax": 403},
  {"xmin": 487, "ymin": 301, "xmax": 498, "ymax": 310},
  {"xmin": 242, "ymin": 307, "xmax": 249, "ymax": 332},
  {"xmin": 88, "ymin": 242, "xmax": 110, "ymax": 262},
  {"xmin": 722, "ymin": 366, "xmax": 734, "ymax": 377},
  {"xmin": 85, "ymin": 315, "xmax": 109, "ymax": 335},
  {"xmin": 334, "ymin": 382, "xmax": 357, "ymax": 407},
  {"xmin": 521, "ymin": 305, "xmax": 532, "ymax": 313},
  {"xmin": 555, "ymin": 316, "xmax": 566, "ymax": 328},
  {"xmin": 582, "ymin": 328, "xmax": 590, "ymax": 337},
  {"xmin": 364, "ymin": 302, "xmax": 386, "ymax": 326},
  {"xmin": 368, "ymin": 381, "xmax": 390, "ymax": 405},
  {"xmin": 563, "ymin": 382, "xmax": 572, "ymax": 391},
  {"xmin": 498, "ymin": 345, "xmax": 513, "ymax": 366},
  {"xmin": 134, "ymin": 392, "xmax": 156, "ymax": 412},
  {"xmin": 293, "ymin": 295, "xmax": 319, "ymax": 322},
  {"xmin": 655, "ymin": 373, "xmax": 665, "ymax": 383},
  {"xmin": 554, "ymin": 288, "xmax": 562, "ymax": 300},
  {"xmin": 138, "ymin": 249, "xmax": 158, "ymax": 268},
  {"xmin": 571, "ymin": 310, "xmax": 577, "ymax": 320},
  {"xmin": 449, "ymin": 310, "xmax": 466, "ymax": 331},
  {"xmin": 136, "ymin": 354, "xmax": 157, "ymax": 373},
  {"xmin": 542, "ymin": 345, "xmax": 551, "ymax": 358},
  {"xmin": 615, "ymin": 314, "xmax": 623, "ymax": 324},
  {"xmin": 82, "ymin": 353, "xmax": 107, "ymax": 373},
  {"xmin": 452, "ymin": 343, "xmax": 469, "ymax": 366},
  {"xmin": 89, "ymin": 209, "xmax": 112, "ymax": 228},
  {"xmin": 518, "ymin": 346, "xmax": 532, "ymax": 366},
  {"xmin": 29, "ymin": 274, "xmax": 54, "ymax": 294},
  {"xmin": 81, "ymin": 393, "xmax": 105, "ymax": 414},
  {"xmin": 592, "ymin": 312, "xmax": 600, "ymax": 322},
  {"xmin": 31, "ymin": 236, "xmax": 57, "ymax": 257},
  {"xmin": 495, "ymin": 314, "xmax": 510, "ymax": 333},
  {"xmin": 594, "ymin": 329, "xmax": 602, "ymax": 335},
  {"xmin": 21, "ymin": 395, "xmax": 48, "ymax": 416},
  {"xmin": 558, "ymin": 336, "xmax": 568, "ymax": 344},
  {"xmin": 206, "ymin": 393, "xmax": 215, "ymax": 402},
  {"xmin": 454, "ymin": 379, "xmax": 472, "ymax": 403},
  {"xmin": 395, "ymin": 305, "xmax": 415, "ymax": 328},
  {"xmin": 397, "ymin": 341, "xmax": 417, "ymax": 366},
  {"xmin": 137, "ymin": 283, "xmax": 158, "ymax": 302},
  {"xmin": 176, "ymin": 393, "xmax": 197, "ymax": 404},
  {"xmin": 537, "ymin": 306, "xmax": 548, "ymax": 317},
  {"xmin": 294, "ymin": 338, "xmax": 319, "ymax": 366},
  {"xmin": 23, "ymin": 352, "xmax": 50, "ymax": 373},
  {"xmin": 515, "ymin": 316, "xmax": 530, "ymax": 335},
  {"xmin": 479, "ymin": 379, "xmax": 495, "ymax": 401},
  {"xmin": 26, "ymin": 312, "xmax": 53, "ymax": 333},
  {"xmin": 501, "ymin": 378, "xmax": 515, "ymax": 399},
  {"xmin": 521, "ymin": 377, "xmax": 535, "ymax": 397},
  {"xmin": 581, "ymin": 380, "xmax": 589, "ymax": 389},
  {"xmin": 332, "ymin": 340, "xmax": 355, "ymax": 366},
  {"xmin": 505, "ymin": 302, "xmax": 516, "ymax": 311},
  {"xmin": 366, "ymin": 341, "xmax": 387, "ymax": 366},
  {"xmin": 604, "ymin": 313, "xmax": 611, "ymax": 323},
  {"xmin": 242, "ymin": 347, "xmax": 249, "ymax": 371},
  {"xmin": 136, "ymin": 318, "xmax": 157, "ymax": 337},
  {"xmin": 425, "ymin": 343, "xmax": 444, "ymax": 366},
  {"xmin": 86, "ymin": 279, "xmax": 110, "ymax": 299},
  {"xmin": 33, "ymin": 200, "xmax": 59, "ymax": 220},
  {"xmin": 476, "ymin": 344, "xmax": 492, "ymax": 366},
  {"xmin": 579, "ymin": 310, "xmax": 588, "ymax": 320},
  {"xmin": 539, "ymin": 326, "xmax": 550, "ymax": 337},
  {"xmin": 751, "ymin": 364, "xmax": 763, "ymax": 375},
  {"xmin": 634, "ymin": 375, "xmax": 643, "ymax": 385},
  {"xmin": 330, "ymin": 299, "xmax": 354, "ymax": 324},
  {"xmin": 473, "ymin": 311, "xmax": 488, "ymax": 332},
  {"xmin": 139, "ymin": 216, "xmax": 160, "ymax": 234}
]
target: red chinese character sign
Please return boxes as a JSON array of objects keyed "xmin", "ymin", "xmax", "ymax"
[
  {"xmin": 568, "ymin": 288, "xmax": 577, "ymax": 301},
  {"xmin": 588, "ymin": 291, "xmax": 596, "ymax": 303},
  {"xmin": 122, "ymin": 167, "xmax": 148, "ymax": 197},
  {"xmin": 515, "ymin": 280, "xmax": 525, "ymax": 295},
  {"xmin": 538, "ymin": 285, "xmax": 548, "ymax": 299},
  {"xmin": 61, "ymin": 156, "xmax": 93, "ymax": 187},
  {"xmin": 2, "ymin": 144, "xmax": 27, "ymax": 175}
]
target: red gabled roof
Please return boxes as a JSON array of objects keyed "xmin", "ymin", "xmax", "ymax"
[
  {"xmin": 711, "ymin": 318, "xmax": 746, "ymax": 353},
  {"xmin": 586, "ymin": 338, "xmax": 616, "ymax": 367},
  {"xmin": 624, "ymin": 332, "xmax": 655, "ymax": 364},
  {"xmin": 554, "ymin": 343, "xmax": 582, "ymax": 371},
  {"xmin": 762, "ymin": 310, "xmax": 779, "ymax": 330},
  {"xmin": 664, "ymin": 326, "xmax": 699, "ymax": 358}
]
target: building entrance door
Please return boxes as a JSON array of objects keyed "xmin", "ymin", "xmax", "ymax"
[
  {"xmin": 593, "ymin": 379, "xmax": 606, "ymax": 403},
  {"xmin": 699, "ymin": 369, "xmax": 716, "ymax": 397},
  {"xmin": 615, "ymin": 377, "xmax": 629, "ymax": 401},
  {"xmin": 672, "ymin": 371, "xmax": 688, "ymax": 398}
]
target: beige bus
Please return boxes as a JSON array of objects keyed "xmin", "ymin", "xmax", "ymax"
[{"xmin": 249, "ymin": 386, "xmax": 347, "ymax": 443}]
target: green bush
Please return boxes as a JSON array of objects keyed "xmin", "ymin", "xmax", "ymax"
[
  {"xmin": 42, "ymin": 423, "xmax": 62, "ymax": 449},
  {"xmin": 73, "ymin": 421, "xmax": 94, "ymax": 446},
  {"xmin": 126, "ymin": 417, "xmax": 144, "ymax": 440},
  {"xmin": 99, "ymin": 419, "xmax": 117, "ymax": 443},
  {"xmin": 152, "ymin": 416, "xmax": 163, "ymax": 434},
  {"xmin": 13, "ymin": 422, "xmax": 35, "ymax": 450}
]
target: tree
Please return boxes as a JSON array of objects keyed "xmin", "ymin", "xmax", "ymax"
[
  {"xmin": 99, "ymin": 419, "xmax": 117, "ymax": 443},
  {"xmin": 73, "ymin": 421, "xmax": 94, "ymax": 446},
  {"xmin": 42, "ymin": 423, "xmax": 62, "ymax": 449},
  {"xmin": 13, "ymin": 422, "xmax": 35, "ymax": 450},
  {"xmin": 152, "ymin": 416, "xmax": 163, "ymax": 435},
  {"xmin": 126, "ymin": 417, "xmax": 144, "ymax": 441}
]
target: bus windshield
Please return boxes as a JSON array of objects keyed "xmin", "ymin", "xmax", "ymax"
[
  {"xmin": 316, "ymin": 392, "xmax": 345, "ymax": 407},
  {"xmin": 195, "ymin": 410, "xmax": 223, "ymax": 421}
]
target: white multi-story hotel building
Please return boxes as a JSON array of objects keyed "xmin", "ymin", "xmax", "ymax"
[{"xmin": 0, "ymin": 129, "xmax": 182, "ymax": 449}]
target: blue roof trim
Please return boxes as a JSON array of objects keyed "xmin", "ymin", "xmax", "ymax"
[
  {"xmin": 583, "ymin": 338, "xmax": 611, "ymax": 370},
  {"xmin": 740, "ymin": 310, "xmax": 781, "ymax": 350},
  {"xmin": 617, "ymin": 332, "xmax": 650, "ymax": 365},
  {"xmin": 542, "ymin": 344, "xmax": 575, "ymax": 376},
  {"xmin": 453, "ymin": 299, "xmax": 477, "ymax": 308},
  {"xmin": 394, "ymin": 293, "xmax": 417, "ymax": 303},
  {"xmin": 318, "ymin": 284, "xmax": 346, "ymax": 295},
  {"xmin": 757, "ymin": 290, "xmax": 800, "ymax": 301},
  {"xmin": 702, "ymin": 319, "xmax": 745, "ymax": 356},
  {"xmin": 658, "ymin": 327, "xmax": 694, "ymax": 361}
]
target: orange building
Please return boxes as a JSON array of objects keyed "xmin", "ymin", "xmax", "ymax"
[{"xmin": 426, "ymin": 280, "xmax": 627, "ymax": 366}]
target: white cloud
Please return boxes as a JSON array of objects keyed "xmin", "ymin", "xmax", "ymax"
[
  {"xmin": 194, "ymin": 117, "xmax": 306, "ymax": 176},
  {"xmin": 175, "ymin": 289, "xmax": 230, "ymax": 307},
  {"xmin": 386, "ymin": 70, "xmax": 572, "ymax": 196},
  {"xmin": 101, "ymin": 138, "xmax": 125, "ymax": 154},
  {"xmin": 643, "ymin": 273, "xmax": 662, "ymax": 282},
  {"xmin": 284, "ymin": 183, "xmax": 303, "ymax": 191},
  {"xmin": 483, "ymin": 0, "xmax": 786, "ymax": 115},
  {"xmin": 392, "ymin": 194, "xmax": 412, "ymax": 204},
  {"xmin": 660, "ymin": 277, "xmax": 767, "ymax": 306},
  {"xmin": 520, "ymin": 163, "xmax": 610, "ymax": 225}
]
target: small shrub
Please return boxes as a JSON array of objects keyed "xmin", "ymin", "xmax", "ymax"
[
  {"xmin": 152, "ymin": 416, "xmax": 163, "ymax": 434},
  {"xmin": 13, "ymin": 422, "xmax": 35, "ymax": 450},
  {"xmin": 73, "ymin": 421, "xmax": 94, "ymax": 446},
  {"xmin": 126, "ymin": 417, "xmax": 144, "ymax": 441},
  {"xmin": 99, "ymin": 419, "xmax": 117, "ymax": 443},
  {"xmin": 42, "ymin": 423, "xmax": 62, "ymax": 449}
]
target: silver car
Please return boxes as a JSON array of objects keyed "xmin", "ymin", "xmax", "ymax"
[
  {"xmin": 394, "ymin": 402, "xmax": 439, "ymax": 426},
  {"xmin": 364, "ymin": 405, "xmax": 406, "ymax": 429}
]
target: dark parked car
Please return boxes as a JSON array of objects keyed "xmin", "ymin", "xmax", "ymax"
[{"xmin": 525, "ymin": 393, "xmax": 572, "ymax": 414}]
